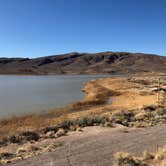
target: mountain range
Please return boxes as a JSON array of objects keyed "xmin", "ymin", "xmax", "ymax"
[{"xmin": 0, "ymin": 51, "xmax": 166, "ymax": 74}]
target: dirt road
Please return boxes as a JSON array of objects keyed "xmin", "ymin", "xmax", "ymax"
[{"xmin": 5, "ymin": 124, "xmax": 166, "ymax": 166}]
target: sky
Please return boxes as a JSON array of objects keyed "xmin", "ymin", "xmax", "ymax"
[{"xmin": 0, "ymin": 0, "xmax": 166, "ymax": 58}]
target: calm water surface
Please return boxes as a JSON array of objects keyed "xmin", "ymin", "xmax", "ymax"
[{"xmin": 0, "ymin": 75, "xmax": 110, "ymax": 117}]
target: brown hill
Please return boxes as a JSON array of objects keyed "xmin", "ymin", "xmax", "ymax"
[{"xmin": 0, "ymin": 51, "xmax": 166, "ymax": 74}]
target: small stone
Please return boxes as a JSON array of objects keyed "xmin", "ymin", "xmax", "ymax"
[
  {"xmin": 77, "ymin": 127, "xmax": 83, "ymax": 132},
  {"xmin": 45, "ymin": 131, "xmax": 55, "ymax": 138},
  {"xmin": 56, "ymin": 129, "xmax": 66, "ymax": 137},
  {"xmin": 69, "ymin": 126, "xmax": 77, "ymax": 131},
  {"xmin": 104, "ymin": 122, "xmax": 113, "ymax": 127},
  {"xmin": 134, "ymin": 112, "xmax": 147, "ymax": 120},
  {"xmin": 16, "ymin": 147, "xmax": 27, "ymax": 155}
]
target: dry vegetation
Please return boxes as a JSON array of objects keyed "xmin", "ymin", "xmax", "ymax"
[
  {"xmin": 114, "ymin": 145, "xmax": 166, "ymax": 166},
  {"xmin": 0, "ymin": 75, "xmax": 166, "ymax": 164}
]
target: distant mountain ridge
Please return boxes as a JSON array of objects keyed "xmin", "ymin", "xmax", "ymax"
[{"xmin": 0, "ymin": 51, "xmax": 166, "ymax": 74}]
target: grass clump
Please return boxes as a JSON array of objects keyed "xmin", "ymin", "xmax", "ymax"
[
  {"xmin": 114, "ymin": 145, "xmax": 166, "ymax": 166},
  {"xmin": 59, "ymin": 119, "xmax": 75, "ymax": 130},
  {"xmin": 76, "ymin": 116, "xmax": 105, "ymax": 127},
  {"xmin": 114, "ymin": 152, "xmax": 147, "ymax": 166},
  {"xmin": 155, "ymin": 107, "xmax": 166, "ymax": 116},
  {"xmin": 111, "ymin": 111, "xmax": 135, "ymax": 127},
  {"xmin": 42, "ymin": 126, "xmax": 58, "ymax": 134},
  {"xmin": 19, "ymin": 131, "xmax": 40, "ymax": 142},
  {"xmin": 8, "ymin": 135, "xmax": 21, "ymax": 144},
  {"xmin": 0, "ymin": 152, "xmax": 16, "ymax": 160},
  {"xmin": 59, "ymin": 115, "xmax": 110, "ymax": 130}
]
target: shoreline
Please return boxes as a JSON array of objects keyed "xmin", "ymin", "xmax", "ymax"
[
  {"xmin": 0, "ymin": 74, "xmax": 165, "ymax": 138},
  {"xmin": 0, "ymin": 74, "xmax": 166, "ymax": 164}
]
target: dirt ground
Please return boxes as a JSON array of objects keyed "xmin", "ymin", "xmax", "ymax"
[{"xmin": 6, "ymin": 124, "xmax": 166, "ymax": 166}]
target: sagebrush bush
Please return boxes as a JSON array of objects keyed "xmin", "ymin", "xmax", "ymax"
[
  {"xmin": 111, "ymin": 111, "xmax": 135, "ymax": 126},
  {"xmin": 42, "ymin": 126, "xmax": 58, "ymax": 134},
  {"xmin": 59, "ymin": 115, "xmax": 110, "ymax": 129},
  {"xmin": 8, "ymin": 135, "xmax": 21, "ymax": 144},
  {"xmin": 59, "ymin": 119, "xmax": 74, "ymax": 130},
  {"xmin": 114, "ymin": 152, "xmax": 147, "ymax": 166},
  {"xmin": 19, "ymin": 131, "xmax": 39, "ymax": 141},
  {"xmin": 115, "ymin": 153, "xmax": 138, "ymax": 166}
]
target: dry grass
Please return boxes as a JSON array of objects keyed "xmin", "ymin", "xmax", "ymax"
[
  {"xmin": 114, "ymin": 145, "xmax": 166, "ymax": 166},
  {"xmin": 0, "ymin": 115, "xmax": 52, "ymax": 139},
  {"xmin": 0, "ymin": 76, "xmax": 165, "ymax": 146}
]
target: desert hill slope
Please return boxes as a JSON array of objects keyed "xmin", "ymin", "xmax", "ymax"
[{"xmin": 0, "ymin": 51, "xmax": 166, "ymax": 74}]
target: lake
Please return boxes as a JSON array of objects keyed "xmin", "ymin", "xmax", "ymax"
[{"xmin": 0, "ymin": 75, "xmax": 110, "ymax": 118}]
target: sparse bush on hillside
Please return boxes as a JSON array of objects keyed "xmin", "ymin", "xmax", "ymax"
[
  {"xmin": 8, "ymin": 135, "xmax": 21, "ymax": 144},
  {"xmin": 108, "ymin": 106, "xmax": 166, "ymax": 128},
  {"xmin": 114, "ymin": 152, "xmax": 147, "ymax": 166},
  {"xmin": 114, "ymin": 146, "xmax": 166, "ymax": 166},
  {"xmin": 0, "ymin": 138, "xmax": 7, "ymax": 147},
  {"xmin": 143, "ymin": 105, "xmax": 156, "ymax": 112},
  {"xmin": 59, "ymin": 119, "xmax": 74, "ymax": 130},
  {"xmin": 155, "ymin": 107, "xmax": 166, "ymax": 116},
  {"xmin": 19, "ymin": 131, "xmax": 40, "ymax": 142},
  {"xmin": 111, "ymin": 111, "xmax": 135, "ymax": 126},
  {"xmin": 59, "ymin": 115, "xmax": 110, "ymax": 129},
  {"xmin": 42, "ymin": 126, "xmax": 58, "ymax": 134},
  {"xmin": 0, "ymin": 152, "xmax": 15, "ymax": 160}
]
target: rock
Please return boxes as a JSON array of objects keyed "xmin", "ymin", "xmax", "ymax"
[
  {"xmin": 103, "ymin": 122, "xmax": 113, "ymax": 127},
  {"xmin": 16, "ymin": 147, "xmax": 27, "ymax": 155},
  {"xmin": 45, "ymin": 131, "xmax": 55, "ymax": 138},
  {"xmin": 134, "ymin": 112, "xmax": 147, "ymax": 120},
  {"xmin": 69, "ymin": 126, "xmax": 77, "ymax": 131},
  {"xmin": 16, "ymin": 144, "xmax": 41, "ymax": 156},
  {"xmin": 55, "ymin": 129, "xmax": 66, "ymax": 137},
  {"xmin": 43, "ymin": 143, "xmax": 61, "ymax": 152},
  {"xmin": 76, "ymin": 127, "xmax": 83, "ymax": 132}
]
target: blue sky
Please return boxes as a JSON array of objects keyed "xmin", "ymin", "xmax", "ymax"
[{"xmin": 0, "ymin": 0, "xmax": 166, "ymax": 58}]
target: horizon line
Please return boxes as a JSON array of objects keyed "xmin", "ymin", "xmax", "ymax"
[{"xmin": 0, "ymin": 50, "xmax": 165, "ymax": 59}]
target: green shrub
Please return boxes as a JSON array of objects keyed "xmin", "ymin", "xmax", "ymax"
[
  {"xmin": 143, "ymin": 105, "xmax": 156, "ymax": 112},
  {"xmin": 19, "ymin": 131, "xmax": 39, "ymax": 141},
  {"xmin": 156, "ymin": 107, "xmax": 166, "ymax": 116},
  {"xmin": 59, "ymin": 119, "xmax": 74, "ymax": 130},
  {"xmin": 118, "ymin": 158, "xmax": 144, "ymax": 166},
  {"xmin": 111, "ymin": 112, "xmax": 134, "ymax": 126},
  {"xmin": 59, "ymin": 116, "xmax": 110, "ymax": 129},
  {"xmin": 8, "ymin": 135, "xmax": 21, "ymax": 144},
  {"xmin": 77, "ymin": 116, "xmax": 108, "ymax": 127},
  {"xmin": 42, "ymin": 126, "xmax": 58, "ymax": 134},
  {"xmin": 114, "ymin": 152, "xmax": 147, "ymax": 166},
  {"xmin": 0, "ymin": 152, "xmax": 15, "ymax": 160},
  {"xmin": 0, "ymin": 138, "xmax": 7, "ymax": 147}
]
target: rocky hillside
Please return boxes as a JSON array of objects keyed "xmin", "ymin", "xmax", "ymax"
[{"xmin": 0, "ymin": 51, "xmax": 166, "ymax": 74}]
